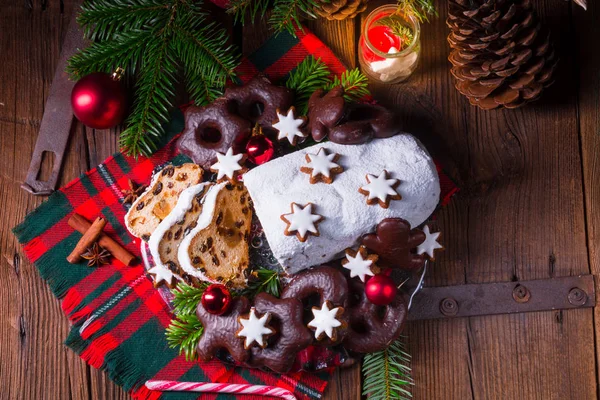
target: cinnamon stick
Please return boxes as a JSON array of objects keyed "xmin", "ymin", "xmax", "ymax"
[
  {"xmin": 68, "ymin": 214, "xmax": 137, "ymax": 266},
  {"xmin": 67, "ymin": 217, "xmax": 106, "ymax": 263}
]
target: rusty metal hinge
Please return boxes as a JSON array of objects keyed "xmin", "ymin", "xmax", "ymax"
[{"xmin": 408, "ymin": 275, "xmax": 595, "ymax": 320}]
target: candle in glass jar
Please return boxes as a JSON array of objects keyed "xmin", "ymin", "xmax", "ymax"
[{"xmin": 359, "ymin": 6, "xmax": 421, "ymax": 84}]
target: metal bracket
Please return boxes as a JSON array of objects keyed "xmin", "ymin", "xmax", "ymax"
[
  {"xmin": 408, "ymin": 275, "xmax": 595, "ymax": 320},
  {"xmin": 21, "ymin": 9, "xmax": 85, "ymax": 196}
]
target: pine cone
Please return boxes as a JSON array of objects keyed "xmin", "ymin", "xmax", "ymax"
[
  {"xmin": 315, "ymin": 0, "xmax": 369, "ymax": 20},
  {"xmin": 447, "ymin": 0, "xmax": 558, "ymax": 110}
]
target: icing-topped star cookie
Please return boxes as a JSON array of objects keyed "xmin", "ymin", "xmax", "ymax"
[
  {"xmin": 417, "ymin": 225, "xmax": 443, "ymax": 260},
  {"xmin": 308, "ymin": 300, "xmax": 344, "ymax": 341},
  {"xmin": 342, "ymin": 246, "xmax": 378, "ymax": 282},
  {"xmin": 148, "ymin": 265, "xmax": 178, "ymax": 288},
  {"xmin": 300, "ymin": 148, "xmax": 343, "ymax": 184},
  {"xmin": 210, "ymin": 147, "xmax": 247, "ymax": 183},
  {"xmin": 236, "ymin": 307, "xmax": 274, "ymax": 349},
  {"xmin": 280, "ymin": 202, "xmax": 324, "ymax": 242},
  {"xmin": 272, "ymin": 107, "xmax": 307, "ymax": 145},
  {"xmin": 358, "ymin": 170, "xmax": 401, "ymax": 208}
]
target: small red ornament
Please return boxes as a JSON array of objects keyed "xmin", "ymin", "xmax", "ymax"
[
  {"xmin": 365, "ymin": 273, "xmax": 397, "ymax": 306},
  {"xmin": 71, "ymin": 71, "xmax": 127, "ymax": 129},
  {"xmin": 245, "ymin": 131, "xmax": 275, "ymax": 165},
  {"xmin": 201, "ymin": 284, "xmax": 232, "ymax": 315}
]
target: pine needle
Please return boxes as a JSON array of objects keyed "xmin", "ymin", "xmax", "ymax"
[
  {"xmin": 286, "ymin": 56, "xmax": 332, "ymax": 114},
  {"xmin": 378, "ymin": 16, "xmax": 415, "ymax": 50},
  {"xmin": 325, "ymin": 68, "xmax": 370, "ymax": 103},
  {"xmin": 397, "ymin": 0, "xmax": 437, "ymax": 23},
  {"xmin": 165, "ymin": 314, "xmax": 204, "ymax": 361},
  {"xmin": 227, "ymin": 0, "xmax": 271, "ymax": 24},
  {"xmin": 241, "ymin": 269, "xmax": 282, "ymax": 298},
  {"xmin": 362, "ymin": 338, "xmax": 413, "ymax": 400},
  {"xmin": 269, "ymin": 0, "xmax": 319, "ymax": 35},
  {"xmin": 171, "ymin": 282, "xmax": 209, "ymax": 317}
]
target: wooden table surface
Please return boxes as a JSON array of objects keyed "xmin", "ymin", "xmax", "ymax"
[{"xmin": 2, "ymin": 0, "xmax": 600, "ymax": 398}]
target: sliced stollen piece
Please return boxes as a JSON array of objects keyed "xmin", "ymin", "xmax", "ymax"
[
  {"xmin": 148, "ymin": 183, "xmax": 211, "ymax": 282},
  {"xmin": 243, "ymin": 134, "xmax": 440, "ymax": 274},
  {"xmin": 125, "ymin": 164, "xmax": 204, "ymax": 241},
  {"xmin": 178, "ymin": 182, "xmax": 253, "ymax": 288}
]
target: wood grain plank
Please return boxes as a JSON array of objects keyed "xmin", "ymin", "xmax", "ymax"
[
  {"xmin": 0, "ymin": 1, "xmax": 95, "ymax": 399},
  {"xmin": 573, "ymin": 0, "xmax": 600, "ymax": 393}
]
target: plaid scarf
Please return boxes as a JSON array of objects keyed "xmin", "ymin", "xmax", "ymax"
[{"xmin": 13, "ymin": 27, "xmax": 458, "ymax": 400}]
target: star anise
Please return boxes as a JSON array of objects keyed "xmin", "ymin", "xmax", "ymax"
[
  {"xmin": 121, "ymin": 179, "xmax": 146, "ymax": 205},
  {"xmin": 81, "ymin": 243, "xmax": 111, "ymax": 267}
]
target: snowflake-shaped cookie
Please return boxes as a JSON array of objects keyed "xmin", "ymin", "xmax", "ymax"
[
  {"xmin": 358, "ymin": 170, "xmax": 401, "ymax": 208},
  {"xmin": 148, "ymin": 265, "xmax": 177, "ymax": 288},
  {"xmin": 308, "ymin": 300, "xmax": 344, "ymax": 341},
  {"xmin": 417, "ymin": 225, "xmax": 443, "ymax": 260},
  {"xmin": 280, "ymin": 202, "xmax": 324, "ymax": 242},
  {"xmin": 210, "ymin": 147, "xmax": 247, "ymax": 183},
  {"xmin": 300, "ymin": 148, "xmax": 343, "ymax": 184},
  {"xmin": 236, "ymin": 307, "xmax": 274, "ymax": 349},
  {"xmin": 272, "ymin": 107, "xmax": 307, "ymax": 145},
  {"xmin": 342, "ymin": 246, "xmax": 378, "ymax": 282}
]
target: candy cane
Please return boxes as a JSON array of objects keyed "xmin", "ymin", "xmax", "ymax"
[{"xmin": 145, "ymin": 380, "xmax": 298, "ymax": 400}]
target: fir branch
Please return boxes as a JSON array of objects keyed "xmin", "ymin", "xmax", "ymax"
[
  {"xmin": 378, "ymin": 16, "xmax": 415, "ymax": 50},
  {"xmin": 269, "ymin": 0, "xmax": 318, "ymax": 35},
  {"xmin": 398, "ymin": 0, "xmax": 437, "ymax": 23},
  {"xmin": 171, "ymin": 282, "xmax": 209, "ymax": 316},
  {"xmin": 241, "ymin": 269, "xmax": 282, "ymax": 298},
  {"xmin": 166, "ymin": 314, "xmax": 204, "ymax": 361},
  {"xmin": 119, "ymin": 34, "xmax": 177, "ymax": 156},
  {"xmin": 286, "ymin": 56, "xmax": 332, "ymax": 114},
  {"xmin": 362, "ymin": 338, "xmax": 413, "ymax": 400},
  {"xmin": 78, "ymin": 0, "xmax": 171, "ymax": 41},
  {"xmin": 67, "ymin": 29, "xmax": 147, "ymax": 78},
  {"xmin": 325, "ymin": 68, "xmax": 370, "ymax": 103},
  {"xmin": 227, "ymin": 0, "xmax": 271, "ymax": 25},
  {"xmin": 70, "ymin": 0, "xmax": 240, "ymax": 157}
]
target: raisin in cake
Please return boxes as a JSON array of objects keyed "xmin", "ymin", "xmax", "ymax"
[
  {"xmin": 178, "ymin": 182, "xmax": 252, "ymax": 288},
  {"xmin": 148, "ymin": 183, "xmax": 211, "ymax": 283},
  {"xmin": 125, "ymin": 164, "xmax": 203, "ymax": 240}
]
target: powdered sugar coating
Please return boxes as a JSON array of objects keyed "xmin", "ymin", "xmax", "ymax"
[{"xmin": 243, "ymin": 134, "xmax": 440, "ymax": 274}]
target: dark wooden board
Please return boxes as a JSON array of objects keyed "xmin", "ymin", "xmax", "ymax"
[{"xmin": 0, "ymin": 0, "xmax": 598, "ymax": 399}]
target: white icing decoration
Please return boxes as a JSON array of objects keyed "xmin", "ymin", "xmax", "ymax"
[
  {"xmin": 307, "ymin": 302, "xmax": 342, "ymax": 340},
  {"xmin": 147, "ymin": 265, "xmax": 175, "ymax": 286},
  {"xmin": 360, "ymin": 171, "xmax": 400, "ymax": 203},
  {"xmin": 243, "ymin": 134, "xmax": 440, "ymax": 274},
  {"xmin": 237, "ymin": 307, "xmax": 273, "ymax": 348},
  {"xmin": 343, "ymin": 251, "xmax": 375, "ymax": 282},
  {"xmin": 417, "ymin": 225, "xmax": 443, "ymax": 259},
  {"xmin": 304, "ymin": 148, "xmax": 340, "ymax": 179},
  {"xmin": 211, "ymin": 147, "xmax": 244, "ymax": 181},
  {"xmin": 148, "ymin": 183, "xmax": 210, "ymax": 272},
  {"xmin": 281, "ymin": 203, "xmax": 322, "ymax": 240},
  {"xmin": 177, "ymin": 182, "xmax": 227, "ymax": 282},
  {"xmin": 273, "ymin": 108, "xmax": 306, "ymax": 144}
]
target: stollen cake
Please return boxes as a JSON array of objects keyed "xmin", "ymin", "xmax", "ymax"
[
  {"xmin": 125, "ymin": 164, "xmax": 203, "ymax": 240},
  {"xmin": 243, "ymin": 134, "xmax": 440, "ymax": 273},
  {"xmin": 178, "ymin": 182, "xmax": 253, "ymax": 287},
  {"xmin": 148, "ymin": 183, "xmax": 211, "ymax": 281}
]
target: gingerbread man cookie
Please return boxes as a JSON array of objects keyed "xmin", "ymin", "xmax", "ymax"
[
  {"xmin": 361, "ymin": 218, "xmax": 426, "ymax": 270},
  {"xmin": 196, "ymin": 296, "xmax": 251, "ymax": 362}
]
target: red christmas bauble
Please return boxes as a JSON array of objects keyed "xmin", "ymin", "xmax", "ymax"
[
  {"xmin": 246, "ymin": 134, "xmax": 275, "ymax": 165},
  {"xmin": 201, "ymin": 284, "xmax": 232, "ymax": 315},
  {"xmin": 365, "ymin": 274, "xmax": 397, "ymax": 306},
  {"xmin": 71, "ymin": 72, "xmax": 127, "ymax": 129}
]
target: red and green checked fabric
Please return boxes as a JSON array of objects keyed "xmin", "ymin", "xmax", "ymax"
[{"xmin": 14, "ymin": 27, "xmax": 457, "ymax": 400}]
